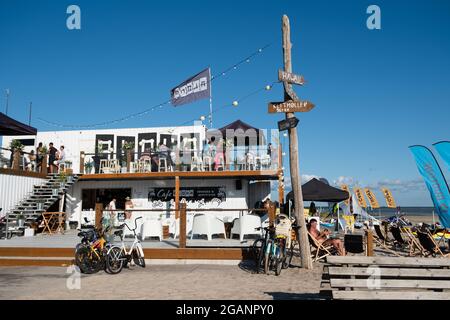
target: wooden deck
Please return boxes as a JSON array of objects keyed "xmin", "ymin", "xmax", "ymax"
[{"xmin": 0, "ymin": 231, "xmax": 256, "ymax": 266}]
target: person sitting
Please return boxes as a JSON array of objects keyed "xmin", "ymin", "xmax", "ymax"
[{"xmin": 307, "ymin": 218, "xmax": 346, "ymax": 256}]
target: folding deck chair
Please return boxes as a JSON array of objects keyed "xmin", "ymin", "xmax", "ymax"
[
  {"xmin": 308, "ymin": 231, "xmax": 337, "ymax": 262},
  {"xmin": 417, "ymin": 230, "xmax": 449, "ymax": 257},
  {"xmin": 401, "ymin": 227, "xmax": 427, "ymax": 256},
  {"xmin": 373, "ymin": 223, "xmax": 401, "ymax": 256},
  {"xmin": 390, "ymin": 225, "xmax": 421, "ymax": 256}
]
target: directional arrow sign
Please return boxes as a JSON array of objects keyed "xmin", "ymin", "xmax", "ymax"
[
  {"xmin": 278, "ymin": 70, "xmax": 305, "ymax": 85},
  {"xmin": 278, "ymin": 117, "xmax": 299, "ymax": 131},
  {"xmin": 268, "ymin": 100, "xmax": 315, "ymax": 113}
]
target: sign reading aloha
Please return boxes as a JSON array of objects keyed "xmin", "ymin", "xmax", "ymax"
[
  {"xmin": 268, "ymin": 100, "xmax": 315, "ymax": 113},
  {"xmin": 278, "ymin": 70, "xmax": 305, "ymax": 85}
]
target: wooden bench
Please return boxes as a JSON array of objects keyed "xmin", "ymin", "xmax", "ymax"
[{"xmin": 321, "ymin": 256, "xmax": 450, "ymax": 300}]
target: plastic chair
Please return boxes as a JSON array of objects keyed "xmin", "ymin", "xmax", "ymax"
[
  {"xmin": 141, "ymin": 218, "xmax": 163, "ymax": 241},
  {"xmin": 230, "ymin": 214, "xmax": 262, "ymax": 241},
  {"xmin": 172, "ymin": 215, "xmax": 194, "ymax": 239},
  {"xmin": 191, "ymin": 156, "xmax": 203, "ymax": 171},
  {"xmin": 260, "ymin": 155, "xmax": 271, "ymax": 170},
  {"xmin": 190, "ymin": 214, "xmax": 226, "ymax": 240}
]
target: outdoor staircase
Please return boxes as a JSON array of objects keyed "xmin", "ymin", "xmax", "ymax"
[{"xmin": 5, "ymin": 173, "xmax": 81, "ymax": 234}]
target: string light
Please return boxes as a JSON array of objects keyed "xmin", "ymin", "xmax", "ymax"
[
  {"xmin": 232, "ymin": 101, "xmax": 239, "ymax": 107},
  {"xmin": 37, "ymin": 44, "xmax": 272, "ymax": 129}
]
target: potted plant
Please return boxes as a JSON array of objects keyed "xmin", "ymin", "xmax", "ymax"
[
  {"xmin": 58, "ymin": 171, "xmax": 67, "ymax": 188},
  {"xmin": 16, "ymin": 213, "xmax": 25, "ymax": 228},
  {"xmin": 84, "ymin": 161, "xmax": 94, "ymax": 174}
]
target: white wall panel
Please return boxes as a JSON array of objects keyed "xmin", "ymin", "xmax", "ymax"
[{"xmin": 0, "ymin": 174, "xmax": 46, "ymax": 217}]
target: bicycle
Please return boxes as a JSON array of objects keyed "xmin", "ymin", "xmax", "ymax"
[
  {"xmin": 252, "ymin": 226, "xmax": 274, "ymax": 274},
  {"xmin": 105, "ymin": 217, "xmax": 145, "ymax": 274},
  {"xmin": 74, "ymin": 225, "xmax": 111, "ymax": 274}
]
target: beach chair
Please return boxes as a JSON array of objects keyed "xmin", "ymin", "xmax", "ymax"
[
  {"xmin": 373, "ymin": 223, "xmax": 401, "ymax": 256},
  {"xmin": 308, "ymin": 231, "xmax": 337, "ymax": 262},
  {"xmin": 416, "ymin": 230, "xmax": 449, "ymax": 257},
  {"xmin": 230, "ymin": 214, "xmax": 262, "ymax": 242},
  {"xmin": 401, "ymin": 227, "xmax": 427, "ymax": 256}
]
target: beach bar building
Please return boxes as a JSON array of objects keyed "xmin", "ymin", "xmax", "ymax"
[{"xmin": 0, "ymin": 120, "xmax": 284, "ymax": 262}]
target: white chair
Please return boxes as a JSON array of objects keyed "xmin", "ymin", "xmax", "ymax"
[
  {"xmin": 100, "ymin": 159, "xmax": 110, "ymax": 173},
  {"xmin": 190, "ymin": 214, "xmax": 226, "ymax": 240},
  {"xmin": 158, "ymin": 157, "xmax": 168, "ymax": 172},
  {"xmin": 260, "ymin": 154, "xmax": 271, "ymax": 170},
  {"xmin": 191, "ymin": 156, "xmax": 203, "ymax": 171},
  {"xmin": 215, "ymin": 154, "xmax": 225, "ymax": 171},
  {"xmin": 141, "ymin": 218, "xmax": 163, "ymax": 241},
  {"xmin": 230, "ymin": 214, "xmax": 262, "ymax": 242},
  {"xmin": 245, "ymin": 153, "xmax": 256, "ymax": 170},
  {"xmin": 203, "ymin": 156, "xmax": 212, "ymax": 171},
  {"xmin": 172, "ymin": 215, "xmax": 194, "ymax": 239}
]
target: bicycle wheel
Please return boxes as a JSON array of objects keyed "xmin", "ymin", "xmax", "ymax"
[
  {"xmin": 264, "ymin": 241, "xmax": 272, "ymax": 275},
  {"xmin": 252, "ymin": 238, "xmax": 264, "ymax": 273},
  {"xmin": 283, "ymin": 241, "xmax": 296, "ymax": 269},
  {"xmin": 132, "ymin": 244, "xmax": 145, "ymax": 268},
  {"xmin": 75, "ymin": 246, "xmax": 98, "ymax": 274},
  {"xmin": 106, "ymin": 246, "xmax": 124, "ymax": 274},
  {"xmin": 275, "ymin": 258, "xmax": 283, "ymax": 276}
]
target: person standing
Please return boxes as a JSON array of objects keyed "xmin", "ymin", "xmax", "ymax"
[
  {"xmin": 48, "ymin": 143, "xmax": 58, "ymax": 173},
  {"xmin": 124, "ymin": 196, "xmax": 134, "ymax": 220},
  {"xmin": 56, "ymin": 145, "xmax": 66, "ymax": 171},
  {"xmin": 36, "ymin": 142, "xmax": 44, "ymax": 173},
  {"xmin": 105, "ymin": 198, "xmax": 117, "ymax": 228}
]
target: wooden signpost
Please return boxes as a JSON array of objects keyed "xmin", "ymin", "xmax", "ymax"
[
  {"xmin": 268, "ymin": 100, "xmax": 315, "ymax": 113},
  {"xmin": 269, "ymin": 15, "xmax": 314, "ymax": 269},
  {"xmin": 278, "ymin": 70, "xmax": 305, "ymax": 85}
]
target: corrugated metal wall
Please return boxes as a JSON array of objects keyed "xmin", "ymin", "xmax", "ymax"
[{"xmin": 0, "ymin": 174, "xmax": 46, "ymax": 216}]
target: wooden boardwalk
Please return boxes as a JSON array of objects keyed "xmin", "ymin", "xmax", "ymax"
[{"xmin": 321, "ymin": 256, "xmax": 450, "ymax": 300}]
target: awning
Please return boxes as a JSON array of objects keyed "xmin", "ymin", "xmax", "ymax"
[
  {"xmin": 0, "ymin": 112, "xmax": 37, "ymax": 136},
  {"xmin": 286, "ymin": 178, "xmax": 350, "ymax": 203}
]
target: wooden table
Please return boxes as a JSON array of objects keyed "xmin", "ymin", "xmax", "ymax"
[{"xmin": 42, "ymin": 212, "xmax": 66, "ymax": 235}]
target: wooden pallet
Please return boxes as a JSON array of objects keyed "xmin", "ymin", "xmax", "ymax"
[{"xmin": 321, "ymin": 256, "xmax": 450, "ymax": 300}]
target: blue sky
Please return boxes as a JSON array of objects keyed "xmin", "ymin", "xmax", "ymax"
[{"xmin": 1, "ymin": 0, "xmax": 449, "ymax": 206}]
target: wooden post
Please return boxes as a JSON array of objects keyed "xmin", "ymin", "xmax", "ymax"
[
  {"xmin": 278, "ymin": 171, "xmax": 284, "ymax": 206},
  {"xmin": 12, "ymin": 150, "xmax": 20, "ymax": 170},
  {"xmin": 126, "ymin": 150, "xmax": 131, "ymax": 173},
  {"xmin": 79, "ymin": 152, "xmax": 85, "ymax": 174},
  {"xmin": 268, "ymin": 201, "xmax": 276, "ymax": 227},
  {"xmin": 175, "ymin": 176, "xmax": 180, "ymax": 219},
  {"xmin": 282, "ymin": 15, "xmax": 312, "ymax": 269},
  {"xmin": 366, "ymin": 230, "xmax": 374, "ymax": 256},
  {"xmin": 179, "ymin": 202, "xmax": 187, "ymax": 248},
  {"xmin": 95, "ymin": 203, "xmax": 103, "ymax": 231},
  {"xmin": 42, "ymin": 153, "xmax": 48, "ymax": 175}
]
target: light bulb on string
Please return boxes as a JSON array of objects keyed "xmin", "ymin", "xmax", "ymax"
[
  {"xmin": 232, "ymin": 101, "xmax": 239, "ymax": 107},
  {"xmin": 265, "ymin": 85, "xmax": 272, "ymax": 91}
]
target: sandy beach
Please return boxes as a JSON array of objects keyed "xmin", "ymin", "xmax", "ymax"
[{"xmin": 0, "ymin": 261, "xmax": 323, "ymax": 300}]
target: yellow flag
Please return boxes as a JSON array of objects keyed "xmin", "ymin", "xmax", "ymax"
[
  {"xmin": 382, "ymin": 188, "xmax": 397, "ymax": 208},
  {"xmin": 364, "ymin": 188, "xmax": 380, "ymax": 209},
  {"xmin": 354, "ymin": 187, "xmax": 367, "ymax": 208},
  {"xmin": 340, "ymin": 184, "xmax": 350, "ymax": 205}
]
